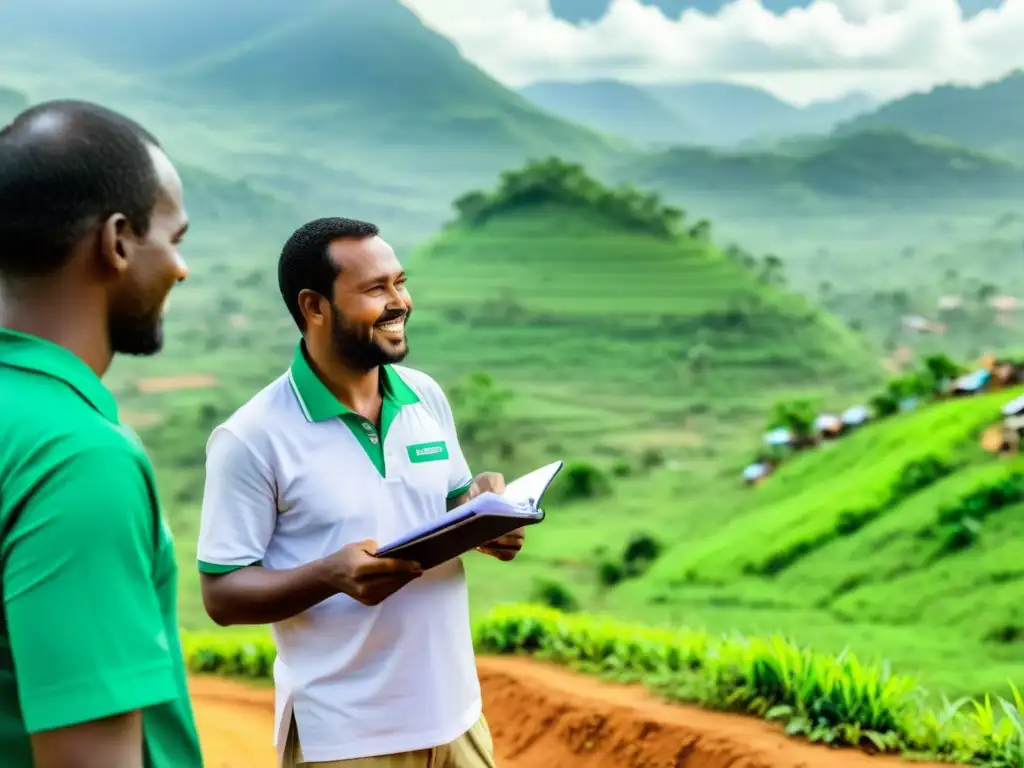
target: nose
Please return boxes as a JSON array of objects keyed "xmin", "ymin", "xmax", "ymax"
[{"xmin": 174, "ymin": 252, "xmax": 189, "ymax": 282}]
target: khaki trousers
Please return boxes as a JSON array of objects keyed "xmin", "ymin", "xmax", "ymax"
[{"xmin": 281, "ymin": 714, "xmax": 497, "ymax": 768}]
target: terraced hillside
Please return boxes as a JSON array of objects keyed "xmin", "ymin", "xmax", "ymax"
[
  {"xmin": 464, "ymin": 386, "xmax": 1024, "ymax": 700},
  {"xmin": 404, "ymin": 159, "xmax": 880, "ymax": 466}
]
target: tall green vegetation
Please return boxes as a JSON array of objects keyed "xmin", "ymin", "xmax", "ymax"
[{"xmin": 452, "ymin": 157, "xmax": 694, "ymax": 239}]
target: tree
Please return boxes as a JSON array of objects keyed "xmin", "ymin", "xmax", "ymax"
[
  {"xmin": 450, "ymin": 157, "xmax": 688, "ymax": 239},
  {"xmin": 976, "ymin": 282, "xmax": 997, "ymax": 304},
  {"xmin": 688, "ymin": 219, "xmax": 711, "ymax": 240},
  {"xmin": 869, "ymin": 392, "xmax": 899, "ymax": 418},
  {"xmin": 759, "ymin": 254, "xmax": 785, "ymax": 286},
  {"xmin": 922, "ymin": 353, "xmax": 964, "ymax": 393},
  {"xmin": 767, "ymin": 398, "xmax": 817, "ymax": 447}
]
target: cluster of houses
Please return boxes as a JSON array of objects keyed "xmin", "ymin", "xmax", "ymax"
[
  {"xmin": 743, "ymin": 354, "xmax": 1024, "ymax": 486},
  {"xmin": 901, "ymin": 294, "xmax": 1021, "ymax": 335}
]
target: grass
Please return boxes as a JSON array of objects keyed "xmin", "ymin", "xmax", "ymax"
[
  {"xmin": 454, "ymin": 388, "xmax": 1024, "ymax": 703},
  {"xmin": 180, "ymin": 604, "xmax": 1024, "ymax": 765}
]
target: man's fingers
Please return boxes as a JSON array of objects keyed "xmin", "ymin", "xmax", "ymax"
[{"xmin": 357, "ymin": 553, "xmax": 423, "ymax": 576}]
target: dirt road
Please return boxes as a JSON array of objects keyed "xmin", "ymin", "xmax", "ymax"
[{"xmin": 191, "ymin": 656, "xmax": 944, "ymax": 767}]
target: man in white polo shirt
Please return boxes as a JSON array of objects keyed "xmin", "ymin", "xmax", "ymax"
[{"xmin": 196, "ymin": 217, "xmax": 524, "ymax": 767}]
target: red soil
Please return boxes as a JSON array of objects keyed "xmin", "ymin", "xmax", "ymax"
[{"xmin": 190, "ymin": 656, "xmax": 946, "ymax": 768}]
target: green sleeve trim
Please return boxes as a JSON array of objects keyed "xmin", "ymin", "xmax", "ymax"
[
  {"xmin": 23, "ymin": 660, "xmax": 177, "ymax": 734},
  {"xmin": 197, "ymin": 559, "xmax": 260, "ymax": 574},
  {"xmin": 447, "ymin": 481, "xmax": 472, "ymax": 500}
]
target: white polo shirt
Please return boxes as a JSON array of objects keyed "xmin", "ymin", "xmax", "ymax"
[{"xmin": 196, "ymin": 343, "xmax": 479, "ymax": 762}]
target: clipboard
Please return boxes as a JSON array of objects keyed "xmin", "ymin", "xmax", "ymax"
[{"xmin": 374, "ymin": 460, "xmax": 563, "ymax": 570}]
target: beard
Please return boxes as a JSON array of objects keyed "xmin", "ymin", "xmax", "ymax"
[
  {"xmin": 109, "ymin": 308, "xmax": 164, "ymax": 357},
  {"xmin": 330, "ymin": 302, "xmax": 409, "ymax": 370}
]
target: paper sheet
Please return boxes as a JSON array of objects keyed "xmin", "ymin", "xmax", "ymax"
[{"xmin": 503, "ymin": 461, "xmax": 563, "ymax": 506}]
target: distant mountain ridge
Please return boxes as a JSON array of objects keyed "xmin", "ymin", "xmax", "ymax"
[
  {"xmin": 836, "ymin": 69, "xmax": 1024, "ymax": 158},
  {"xmin": 619, "ymin": 128, "xmax": 1024, "ymax": 209},
  {"xmin": 522, "ymin": 78, "xmax": 877, "ymax": 147},
  {"xmin": 0, "ymin": 0, "xmax": 1018, "ymax": 230}
]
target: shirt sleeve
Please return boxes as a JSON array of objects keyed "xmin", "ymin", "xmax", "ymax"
[
  {"xmin": 1, "ymin": 447, "xmax": 179, "ymax": 733},
  {"xmin": 196, "ymin": 426, "xmax": 277, "ymax": 574}
]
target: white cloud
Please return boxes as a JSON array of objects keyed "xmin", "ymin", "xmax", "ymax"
[{"xmin": 400, "ymin": 0, "xmax": 1024, "ymax": 104}]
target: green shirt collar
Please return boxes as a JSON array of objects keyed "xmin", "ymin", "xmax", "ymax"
[
  {"xmin": 288, "ymin": 341, "xmax": 419, "ymax": 422},
  {"xmin": 0, "ymin": 327, "xmax": 120, "ymax": 422}
]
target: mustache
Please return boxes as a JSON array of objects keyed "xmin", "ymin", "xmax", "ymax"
[{"xmin": 375, "ymin": 308, "xmax": 408, "ymax": 325}]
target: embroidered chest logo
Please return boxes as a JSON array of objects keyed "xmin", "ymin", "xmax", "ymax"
[{"xmin": 406, "ymin": 441, "xmax": 449, "ymax": 463}]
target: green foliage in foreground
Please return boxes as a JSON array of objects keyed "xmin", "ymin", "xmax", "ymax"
[{"xmin": 181, "ymin": 605, "xmax": 1024, "ymax": 765}]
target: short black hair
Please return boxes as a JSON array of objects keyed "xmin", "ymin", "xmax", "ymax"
[
  {"xmin": 0, "ymin": 99, "xmax": 161, "ymax": 279},
  {"xmin": 278, "ymin": 217, "xmax": 380, "ymax": 330}
]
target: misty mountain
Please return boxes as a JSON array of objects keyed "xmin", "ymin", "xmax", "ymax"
[
  {"xmin": 522, "ymin": 79, "xmax": 876, "ymax": 147},
  {"xmin": 521, "ymin": 80, "xmax": 698, "ymax": 145},
  {"xmin": 837, "ymin": 69, "xmax": 1024, "ymax": 158}
]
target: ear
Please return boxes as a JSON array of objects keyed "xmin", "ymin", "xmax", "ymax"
[
  {"xmin": 98, "ymin": 213, "xmax": 132, "ymax": 276},
  {"xmin": 297, "ymin": 289, "xmax": 328, "ymax": 328}
]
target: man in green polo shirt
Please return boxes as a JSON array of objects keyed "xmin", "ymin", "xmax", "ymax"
[{"xmin": 0, "ymin": 101, "xmax": 203, "ymax": 766}]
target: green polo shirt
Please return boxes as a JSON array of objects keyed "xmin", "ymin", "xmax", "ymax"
[{"xmin": 0, "ymin": 329, "xmax": 202, "ymax": 767}]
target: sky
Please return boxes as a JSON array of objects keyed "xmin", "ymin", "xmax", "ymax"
[{"xmin": 401, "ymin": 0, "xmax": 1021, "ymax": 105}]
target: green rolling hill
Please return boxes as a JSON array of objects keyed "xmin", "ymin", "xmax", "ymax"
[
  {"xmin": 465, "ymin": 385, "xmax": 1024, "ymax": 701},
  {"xmin": 402, "ymin": 158, "xmax": 879, "ymax": 468},
  {"xmin": 837, "ymin": 69, "xmax": 1024, "ymax": 158}
]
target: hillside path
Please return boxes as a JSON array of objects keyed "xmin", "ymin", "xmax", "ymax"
[{"xmin": 190, "ymin": 656, "xmax": 946, "ymax": 768}]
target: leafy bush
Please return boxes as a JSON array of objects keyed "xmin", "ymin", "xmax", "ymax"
[
  {"xmin": 548, "ymin": 461, "xmax": 611, "ymax": 503},
  {"xmin": 596, "ymin": 532, "xmax": 663, "ymax": 586},
  {"xmin": 610, "ymin": 458, "xmax": 632, "ymax": 478},
  {"xmin": 767, "ymin": 398, "xmax": 817, "ymax": 445},
  {"xmin": 529, "ymin": 579, "xmax": 579, "ymax": 612},
  {"xmin": 639, "ymin": 447, "xmax": 665, "ymax": 471},
  {"xmin": 596, "ymin": 559, "xmax": 624, "ymax": 588},
  {"xmin": 870, "ymin": 391, "xmax": 900, "ymax": 418},
  {"xmin": 931, "ymin": 472, "xmax": 1024, "ymax": 556},
  {"xmin": 890, "ymin": 454, "xmax": 956, "ymax": 498},
  {"xmin": 181, "ymin": 631, "xmax": 275, "ymax": 680},
  {"xmin": 622, "ymin": 533, "xmax": 662, "ymax": 577}
]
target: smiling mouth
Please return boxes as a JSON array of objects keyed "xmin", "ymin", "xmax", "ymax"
[{"xmin": 375, "ymin": 317, "xmax": 406, "ymax": 334}]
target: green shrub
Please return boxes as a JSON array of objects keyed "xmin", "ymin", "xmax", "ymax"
[
  {"xmin": 596, "ymin": 559, "xmax": 624, "ymax": 587},
  {"xmin": 529, "ymin": 579, "xmax": 579, "ymax": 612},
  {"xmin": 610, "ymin": 458, "xmax": 632, "ymax": 478},
  {"xmin": 639, "ymin": 447, "xmax": 665, "ymax": 471},
  {"xmin": 549, "ymin": 461, "xmax": 611, "ymax": 503},
  {"xmin": 890, "ymin": 454, "xmax": 956, "ymax": 499},
  {"xmin": 622, "ymin": 533, "xmax": 662, "ymax": 577},
  {"xmin": 931, "ymin": 472, "xmax": 1024, "ymax": 555}
]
